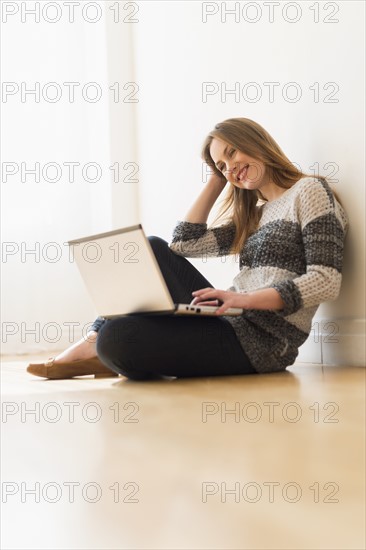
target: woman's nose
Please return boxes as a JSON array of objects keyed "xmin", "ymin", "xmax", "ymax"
[{"xmin": 225, "ymin": 162, "xmax": 239, "ymax": 178}]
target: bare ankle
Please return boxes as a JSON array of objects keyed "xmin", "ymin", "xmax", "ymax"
[{"xmin": 85, "ymin": 331, "xmax": 98, "ymax": 343}]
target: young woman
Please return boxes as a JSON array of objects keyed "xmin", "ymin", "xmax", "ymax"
[{"xmin": 27, "ymin": 117, "xmax": 349, "ymax": 380}]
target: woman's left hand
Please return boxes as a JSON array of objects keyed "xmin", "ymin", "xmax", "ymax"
[{"xmin": 191, "ymin": 288, "xmax": 248, "ymax": 315}]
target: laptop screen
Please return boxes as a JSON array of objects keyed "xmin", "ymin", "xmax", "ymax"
[{"xmin": 68, "ymin": 225, "xmax": 175, "ymax": 317}]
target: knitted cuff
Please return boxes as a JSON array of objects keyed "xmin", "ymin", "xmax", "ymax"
[{"xmin": 271, "ymin": 280, "xmax": 303, "ymax": 317}]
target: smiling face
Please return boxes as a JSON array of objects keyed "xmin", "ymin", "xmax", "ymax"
[{"xmin": 209, "ymin": 137, "xmax": 277, "ymax": 198}]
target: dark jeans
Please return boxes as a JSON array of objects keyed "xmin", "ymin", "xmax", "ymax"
[{"xmin": 91, "ymin": 236, "xmax": 257, "ymax": 380}]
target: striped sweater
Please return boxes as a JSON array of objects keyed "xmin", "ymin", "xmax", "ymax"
[{"xmin": 168, "ymin": 177, "xmax": 349, "ymax": 374}]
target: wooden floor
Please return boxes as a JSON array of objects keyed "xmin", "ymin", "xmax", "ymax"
[{"xmin": 1, "ymin": 354, "xmax": 365, "ymax": 550}]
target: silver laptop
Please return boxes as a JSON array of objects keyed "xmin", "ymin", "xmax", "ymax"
[{"xmin": 67, "ymin": 224, "xmax": 243, "ymax": 318}]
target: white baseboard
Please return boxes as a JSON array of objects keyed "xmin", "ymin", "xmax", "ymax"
[{"xmin": 297, "ymin": 318, "xmax": 366, "ymax": 367}]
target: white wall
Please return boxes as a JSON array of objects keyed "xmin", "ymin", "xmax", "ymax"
[
  {"xmin": 133, "ymin": 1, "xmax": 365, "ymax": 366},
  {"xmin": 2, "ymin": 1, "xmax": 365, "ymax": 366},
  {"xmin": 1, "ymin": 2, "xmax": 138, "ymax": 354}
]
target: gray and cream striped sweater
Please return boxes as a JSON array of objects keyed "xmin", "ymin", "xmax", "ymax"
[{"xmin": 168, "ymin": 177, "xmax": 349, "ymax": 374}]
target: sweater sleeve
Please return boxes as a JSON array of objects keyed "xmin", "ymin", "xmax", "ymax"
[
  {"xmin": 168, "ymin": 220, "xmax": 236, "ymax": 259},
  {"xmin": 270, "ymin": 179, "xmax": 349, "ymax": 317}
]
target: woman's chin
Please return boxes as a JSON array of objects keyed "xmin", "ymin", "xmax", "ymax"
[{"xmin": 235, "ymin": 179, "xmax": 257, "ymax": 190}]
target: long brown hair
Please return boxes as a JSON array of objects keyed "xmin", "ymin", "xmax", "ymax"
[{"xmin": 202, "ymin": 117, "xmax": 342, "ymax": 255}]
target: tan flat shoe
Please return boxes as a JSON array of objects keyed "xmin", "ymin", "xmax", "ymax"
[{"xmin": 27, "ymin": 356, "xmax": 119, "ymax": 380}]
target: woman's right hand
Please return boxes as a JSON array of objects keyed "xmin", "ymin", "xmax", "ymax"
[
  {"xmin": 207, "ymin": 170, "xmax": 227, "ymax": 189},
  {"xmin": 183, "ymin": 168, "xmax": 228, "ymax": 224}
]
